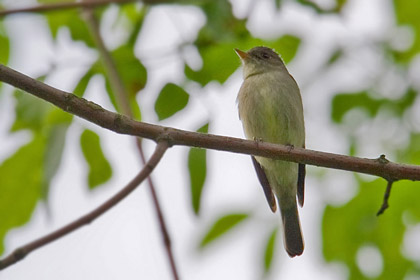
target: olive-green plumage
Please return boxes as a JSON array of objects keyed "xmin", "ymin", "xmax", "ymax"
[{"xmin": 236, "ymin": 46, "xmax": 305, "ymax": 257}]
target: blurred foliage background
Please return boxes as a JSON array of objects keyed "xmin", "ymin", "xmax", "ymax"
[{"xmin": 0, "ymin": 0, "xmax": 420, "ymax": 279}]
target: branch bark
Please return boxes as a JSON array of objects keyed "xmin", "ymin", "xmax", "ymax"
[
  {"xmin": 1, "ymin": 63, "xmax": 419, "ymax": 181},
  {"xmin": 0, "ymin": 140, "xmax": 169, "ymax": 270}
]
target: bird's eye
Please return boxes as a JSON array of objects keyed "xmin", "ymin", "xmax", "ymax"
[{"xmin": 262, "ymin": 53, "xmax": 270, "ymax": 59}]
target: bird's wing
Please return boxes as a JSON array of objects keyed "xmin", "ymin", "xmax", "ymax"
[
  {"xmin": 297, "ymin": 163, "xmax": 305, "ymax": 207},
  {"xmin": 251, "ymin": 156, "xmax": 277, "ymax": 212}
]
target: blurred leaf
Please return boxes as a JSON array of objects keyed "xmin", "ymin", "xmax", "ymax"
[
  {"xmin": 331, "ymin": 88, "xmax": 417, "ymax": 123},
  {"xmin": 43, "ymin": 9, "xmax": 95, "ymax": 47},
  {"xmin": 11, "ymin": 86, "xmax": 72, "ymax": 201},
  {"xmin": 274, "ymin": 0, "xmax": 282, "ymax": 9},
  {"xmin": 296, "ymin": 0, "xmax": 324, "ymax": 13},
  {"xmin": 112, "ymin": 45, "xmax": 147, "ymax": 97},
  {"xmin": 111, "ymin": 45, "xmax": 146, "ymax": 119},
  {"xmin": 200, "ymin": 213, "xmax": 249, "ymax": 248},
  {"xmin": 323, "ymin": 178, "xmax": 419, "ymax": 279},
  {"xmin": 73, "ymin": 69, "xmax": 93, "ymax": 97},
  {"xmin": 393, "ymin": 0, "xmax": 420, "ymax": 62},
  {"xmin": 199, "ymin": 0, "xmax": 248, "ymax": 42},
  {"xmin": 185, "ymin": 0, "xmax": 248, "ymax": 86},
  {"xmin": 0, "ymin": 23, "xmax": 9, "ymax": 65},
  {"xmin": 0, "ymin": 135, "xmax": 45, "ymax": 254},
  {"xmin": 155, "ymin": 83, "xmax": 189, "ymax": 121},
  {"xmin": 186, "ymin": 34, "xmax": 301, "ymax": 86},
  {"xmin": 271, "ymin": 35, "xmax": 301, "ymax": 64},
  {"xmin": 42, "ymin": 124, "xmax": 68, "ymax": 199},
  {"xmin": 80, "ymin": 129, "xmax": 112, "ymax": 189},
  {"xmin": 263, "ymin": 227, "xmax": 278, "ymax": 273},
  {"xmin": 327, "ymin": 49, "xmax": 343, "ymax": 65},
  {"xmin": 188, "ymin": 122, "xmax": 209, "ymax": 215},
  {"xmin": 11, "ymin": 90, "xmax": 52, "ymax": 132},
  {"xmin": 398, "ymin": 133, "xmax": 420, "ymax": 165},
  {"xmin": 185, "ymin": 42, "xmax": 241, "ymax": 85},
  {"xmin": 186, "ymin": 0, "xmax": 301, "ymax": 86},
  {"xmin": 335, "ymin": 0, "xmax": 348, "ymax": 12},
  {"xmin": 80, "ymin": 44, "xmax": 146, "ymax": 118},
  {"xmin": 120, "ymin": 4, "xmax": 147, "ymax": 45}
]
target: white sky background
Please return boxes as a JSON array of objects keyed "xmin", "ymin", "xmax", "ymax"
[{"xmin": 0, "ymin": 0, "xmax": 402, "ymax": 279}]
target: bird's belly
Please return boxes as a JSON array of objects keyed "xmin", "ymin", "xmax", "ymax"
[{"xmin": 240, "ymin": 89, "xmax": 298, "ymax": 146}]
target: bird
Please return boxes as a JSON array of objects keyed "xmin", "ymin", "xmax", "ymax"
[{"xmin": 235, "ymin": 46, "xmax": 306, "ymax": 257}]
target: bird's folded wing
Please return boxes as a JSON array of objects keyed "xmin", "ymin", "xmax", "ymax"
[{"xmin": 251, "ymin": 156, "xmax": 277, "ymax": 212}]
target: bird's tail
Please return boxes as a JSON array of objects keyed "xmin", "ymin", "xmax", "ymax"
[{"xmin": 280, "ymin": 202, "xmax": 304, "ymax": 257}]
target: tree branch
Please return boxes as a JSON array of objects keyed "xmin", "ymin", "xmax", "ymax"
[
  {"xmin": 1, "ymin": 63, "xmax": 419, "ymax": 181},
  {"xmin": 0, "ymin": 0, "xmax": 176, "ymax": 17},
  {"xmin": 82, "ymin": 8, "xmax": 179, "ymax": 279},
  {"xmin": 376, "ymin": 180, "xmax": 394, "ymax": 216},
  {"xmin": 0, "ymin": 0, "xmax": 136, "ymax": 16},
  {"xmin": 0, "ymin": 140, "xmax": 169, "ymax": 270}
]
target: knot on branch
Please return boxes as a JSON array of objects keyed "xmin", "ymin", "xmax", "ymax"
[
  {"xmin": 113, "ymin": 113, "xmax": 134, "ymax": 132},
  {"xmin": 64, "ymin": 93, "xmax": 76, "ymax": 112},
  {"xmin": 376, "ymin": 154, "xmax": 390, "ymax": 165},
  {"xmin": 156, "ymin": 129, "xmax": 174, "ymax": 147}
]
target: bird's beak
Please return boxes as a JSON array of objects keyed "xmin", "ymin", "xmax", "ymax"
[{"xmin": 235, "ymin": 48, "xmax": 248, "ymax": 60}]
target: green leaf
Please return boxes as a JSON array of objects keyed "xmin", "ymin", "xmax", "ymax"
[
  {"xmin": 188, "ymin": 123, "xmax": 209, "ymax": 215},
  {"xmin": 200, "ymin": 213, "xmax": 249, "ymax": 248},
  {"xmin": 393, "ymin": 0, "xmax": 420, "ymax": 62},
  {"xmin": 271, "ymin": 35, "xmax": 301, "ymax": 64},
  {"xmin": 44, "ymin": 9, "xmax": 95, "ymax": 47},
  {"xmin": 11, "ymin": 87, "xmax": 72, "ymax": 201},
  {"xmin": 11, "ymin": 90, "xmax": 52, "ymax": 132},
  {"xmin": 322, "ymin": 178, "xmax": 419, "ymax": 279},
  {"xmin": 398, "ymin": 133, "xmax": 420, "ymax": 165},
  {"xmin": 0, "ymin": 23, "xmax": 9, "ymax": 65},
  {"xmin": 155, "ymin": 83, "xmax": 189, "ymax": 121},
  {"xmin": 93, "ymin": 45, "xmax": 146, "ymax": 118},
  {"xmin": 120, "ymin": 4, "xmax": 147, "ymax": 46},
  {"xmin": 185, "ymin": 42, "xmax": 238, "ymax": 85},
  {"xmin": 331, "ymin": 88, "xmax": 417, "ymax": 123},
  {"xmin": 80, "ymin": 129, "xmax": 112, "ymax": 189},
  {"xmin": 185, "ymin": 34, "xmax": 301, "ymax": 86},
  {"xmin": 112, "ymin": 45, "xmax": 147, "ymax": 98},
  {"xmin": 42, "ymin": 124, "xmax": 68, "ymax": 200},
  {"xmin": 263, "ymin": 228, "xmax": 278, "ymax": 273},
  {"xmin": 73, "ymin": 69, "xmax": 93, "ymax": 97},
  {"xmin": 327, "ymin": 49, "xmax": 343, "ymax": 65},
  {"xmin": 0, "ymin": 135, "xmax": 45, "ymax": 254}
]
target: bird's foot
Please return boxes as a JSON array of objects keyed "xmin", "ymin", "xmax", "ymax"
[
  {"xmin": 286, "ymin": 143, "xmax": 294, "ymax": 152},
  {"xmin": 253, "ymin": 137, "xmax": 264, "ymax": 147}
]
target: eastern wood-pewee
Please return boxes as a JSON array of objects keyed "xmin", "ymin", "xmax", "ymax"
[{"xmin": 235, "ymin": 46, "xmax": 305, "ymax": 257}]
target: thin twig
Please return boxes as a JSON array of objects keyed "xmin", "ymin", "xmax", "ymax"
[
  {"xmin": 377, "ymin": 180, "xmax": 394, "ymax": 216},
  {"xmin": 0, "ymin": 141, "xmax": 169, "ymax": 270},
  {"xmin": 0, "ymin": 0, "xmax": 136, "ymax": 16},
  {"xmin": 82, "ymin": 8, "xmax": 179, "ymax": 279},
  {"xmin": 0, "ymin": 64, "xmax": 420, "ymax": 181},
  {"xmin": 0, "ymin": 0, "xmax": 176, "ymax": 17}
]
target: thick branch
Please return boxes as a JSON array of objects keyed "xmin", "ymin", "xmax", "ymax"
[
  {"xmin": 0, "ymin": 141, "xmax": 169, "ymax": 270},
  {"xmin": 1, "ymin": 64, "xmax": 419, "ymax": 181}
]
